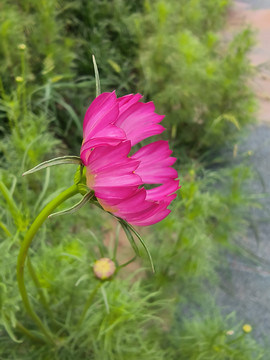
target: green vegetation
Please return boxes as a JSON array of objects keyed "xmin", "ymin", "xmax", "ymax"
[
  {"xmin": 133, "ymin": 0, "xmax": 255, "ymax": 156},
  {"xmin": 0, "ymin": 0, "xmax": 267, "ymax": 359}
]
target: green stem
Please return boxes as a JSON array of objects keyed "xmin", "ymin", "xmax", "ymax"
[
  {"xmin": 16, "ymin": 184, "xmax": 79, "ymax": 344},
  {"xmin": 77, "ymin": 282, "xmax": 102, "ymax": 328}
]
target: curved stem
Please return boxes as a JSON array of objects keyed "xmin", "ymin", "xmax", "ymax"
[{"xmin": 16, "ymin": 184, "xmax": 79, "ymax": 344}]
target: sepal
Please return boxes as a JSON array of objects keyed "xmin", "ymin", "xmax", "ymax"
[
  {"xmin": 48, "ymin": 191, "xmax": 94, "ymax": 218},
  {"xmin": 22, "ymin": 156, "xmax": 82, "ymax": 176}
]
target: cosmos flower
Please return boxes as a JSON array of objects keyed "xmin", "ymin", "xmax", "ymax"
[{"xmin": 80, "ymin": 91, "xmax": 179, "ymax": 226}]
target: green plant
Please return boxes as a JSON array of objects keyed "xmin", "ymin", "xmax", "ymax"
[
  {"xmin": 169, "ymin": 311, "xmax": 265, "ymax": 359},
  {"xmin": 0, "ymin": 1, "xmax": 267, "ymax": 358},
  {"xmin": 132, "ymin": 0, "xmax": 256, "ymax": 156}
]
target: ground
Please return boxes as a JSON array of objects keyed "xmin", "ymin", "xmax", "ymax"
[{"xmin": 217, "ymin": 0, "xmax": 270, "ymax": 343}]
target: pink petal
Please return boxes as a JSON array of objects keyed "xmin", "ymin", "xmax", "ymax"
[
  {"xmin": 132, "ymin": 140, "xmax": 172, "ymax": 160},
  {"xmin": 115, "ymin": 102, "xmax": 165, "ymax": 146},
  {"xmin": 86, "ymin": 142, "xmax": 132, "ymax": 170},
  {"xmin": 94, "ymin": 159, "xmax": 140, "ymax": 176},
  {"xmin": 83, "ymin": 92, "xmax": 118, "ymax": 135},
  {"xmin": 132, "ymin": 141, "xmax": 178, "ymax": 184},
  {"xmin": 81, "ymin": 137, "xmax": 123, "ymax": 163},
  {"xmin": 122, "ymin": 203, "xmax": 160, "ymax": 223},
  {"xmin": 112, "ymin": 188, "xmax": 148, "ymax": 214},
  {"xmin": 117, "ymin": 93, "xmax": 143, "ymax": 114},
  {"xmin": 80, "ymin": 91, "xmax": 179, "ymax": 226},
  {"xmin": 95, "ymin": 186, "xmax": 138, "ymax": 205},
  {"xmin": 94, "ymin": 172, "xmax": 142, "ymax": 188},
  {"xmin": 146, "ymin": 180, "xmax": 180, "ymax": 201},
  {"xmin": 131, "ymin": 209, "xmax": 171, "ymax": 226}
]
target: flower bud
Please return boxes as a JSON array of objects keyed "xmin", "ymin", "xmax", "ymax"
[
  {"xmin": 242, "ymin": 324, "xmax": 252, "ymax": 333},
  {"xmin": 15, "ymin": 76, "xmax": 23, "ymax": 83},
  {"xmin": 18, "ymin": 43, "xmax": 26, "ymax": 50},
  {"xmin": 93, "ymin": 258, "xmax": 116, "ymax": 280}
]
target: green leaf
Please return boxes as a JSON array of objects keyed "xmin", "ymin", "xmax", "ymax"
[
  {"xmin": 101, "ymin": 285, "xmax": 110, "ymax": 314},
  {"xmin": 212, "ymin": 114, "xmax": 240, "ymax": 130},
  {"xmin": 1, "ymin": 314, "xmax": 22, "ymax": 343},
  {"xmin": 0, "ymin": 181, "xmax": 20, "ymax": 225},
  {"xmin": 107, "ymin": 59, "xmax": 121, "ymax": 73},
  {"xmin": 127, "ymin": 223, "xmax": 155, "ymax": 273},
  {"xmin": 119, "ymin": 220, "xmax": 140, "ymax": 256},
  {"xmin": 22, "ymin": 156, "xmax": 82, "ymax": 176},
  {"xmin": 92, "ymin": 55, "xmax": 101, "ymax": 97}
]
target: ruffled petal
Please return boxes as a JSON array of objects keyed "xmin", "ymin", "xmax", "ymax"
[
  {"xmin": 146, "ymin": 180, "xmax": 180, "ymax": 201},
  {"xmin": 95, "ymin": 186, "xmax": 138, "ymax": 206},
  {"xmin": 132, "ymin": 141, "xmax": 178, "ymax": 184},
  {"xmin": 115, "ymin": 102, "xmax": 165, "ymax": 146},
  {"xmin": 85, "ymin": 141, "xmax": 131, "ymax": 171},
  {"xmin": 84, "ymin": 142, "xmax": 142, "ymax": 190},
  {"xmin": 80, "ymin": 91, "xmax": 179, "ymax": 226},
  {"xmin": 117, "ymin": 93, "xmax": 143, "ymax": 114},
  {"xmin": 83, "ymin": 92, "xmax": 118, "ymax": 136},
  {"xmin": 131, "ymin": 209, "xmax": 171, "ymax": 227}
]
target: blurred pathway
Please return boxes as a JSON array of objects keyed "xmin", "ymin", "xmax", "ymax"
[
  {"xmin": 217, "ymin": 1, "xmax": 270, "ymax": 343},
  {"xmin": 228, "ymin": 0, "xmax": 270, "ymax": 122}
]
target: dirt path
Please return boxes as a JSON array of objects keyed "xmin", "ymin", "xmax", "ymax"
[{"xmin": 217, "ymin": 1, "xmax": 270, "ymax": 344}]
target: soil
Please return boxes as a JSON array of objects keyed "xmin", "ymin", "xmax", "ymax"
[{"xmin": 216, "ymin": 0, "xmax": 270, "ymax": 344}]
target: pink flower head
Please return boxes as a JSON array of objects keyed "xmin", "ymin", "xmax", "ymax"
[{"xmin": 80, "ymin": 91, "xmax": 179, "ymax": 226}]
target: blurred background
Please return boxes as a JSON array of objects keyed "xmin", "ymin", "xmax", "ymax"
[{"xmin": 0, "ymin": 0, "xmax": 269, "ymax": 358}]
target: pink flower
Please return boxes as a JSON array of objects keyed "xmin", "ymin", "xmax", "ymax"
[{"xmin": 80, "ymin": 91, "xmax": 179, "ymax": 226}]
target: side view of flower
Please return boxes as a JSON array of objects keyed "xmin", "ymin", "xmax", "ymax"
[
  {"xmin": 17, "ymin": 85, "xmax": 179, "ymax": 342},
  {"xmin": 80, "ymin": 91, "xmax": 179, "ymax": 226}
]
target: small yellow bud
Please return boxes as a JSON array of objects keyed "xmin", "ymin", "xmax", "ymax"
[
  {"xmin": 242, "ymin": 324, "xmax": 252, "ymax": 333},
  {"xmin": 15, "ymin": 76, "xmax": 23, "ymax": 83},
  {"xmin": 18, "ymin": 43, "xmax": 26, "ymax": 50},
  {"xmin": 93, "ymin": 258, "xmax": 116, "ymax": 280}
]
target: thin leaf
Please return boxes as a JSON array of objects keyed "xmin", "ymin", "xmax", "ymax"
[
  {"xmin": 119, "ymin": 220, "xmax": 140, "ymax": 256},
  {"xmin": 0, "ymin": 181, "xmax": 20, "ymax": 223},
  {"xmin": 127, "ymin": 223, "xmax": 155, "ymax": 273},
  {"xmin": 0, "ymin": 221, "xmax": 12, "ymax": 237},
  {"xmin": 75, "ymin": 274, "xmax": 90, "ymax": 287},
  {"xmin": 113, "ymin": 223, "xmax": 120, "ymax": 260},
  {"xmin": 2, "ymin": 314, "xmax": 22, "ymax": 343},
  {"xmin": 92, "ymin": 55, "xmax": 101, "ymax": 97},
  {"xmin": 22, "ymin": 156, "xmax": 82, "ymax": 176},
  {"xmin": 55, "ymin": 95, "xmax": 83, "ymax": 131},
  {"xmin": 87, "ymin": 229, "xmax": 106, "ymax": 258},
  {"xmin": 48, "ymin": 191, "xmax": 93, "ymax": 218},
  {"xmin": 212, "ymin": 114, "xmax": 240, "ymax": 130},
  {"xmin": 118, "ymin": 256, "xmax": 137, "ymax": 269},
  {"xmin": 101, "ymin": 285, "xmax": 110, "ymax": 314}
]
